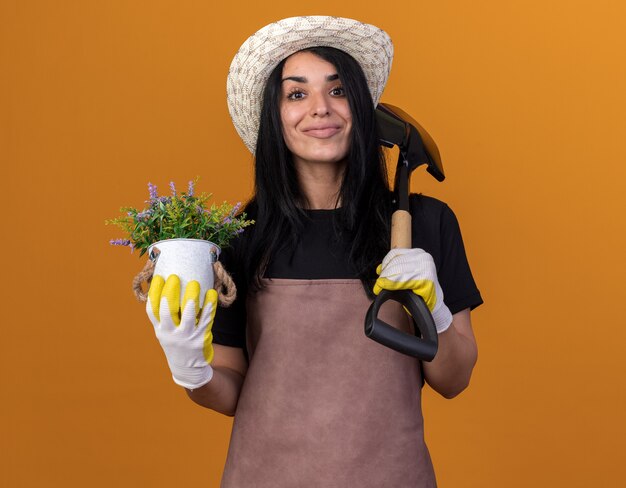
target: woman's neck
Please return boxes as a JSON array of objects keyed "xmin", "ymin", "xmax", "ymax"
[{"xmin": 294, "ymin": 158, "xmax": 346, "ymax": 210}]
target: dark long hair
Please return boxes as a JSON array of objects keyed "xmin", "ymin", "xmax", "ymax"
[{"xmin": 238, "ymin": 47, "xmax": 392, "ymax": 297}]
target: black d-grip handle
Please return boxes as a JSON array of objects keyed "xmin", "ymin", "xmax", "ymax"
[{"xmin": 365, "ymin": 289, "xmax": 439, "ymax": 361}]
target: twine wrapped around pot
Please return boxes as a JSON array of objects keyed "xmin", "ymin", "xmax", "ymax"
[{"xmin": 132, "ymin": 246, "xmax": 236, "ymax": 307}]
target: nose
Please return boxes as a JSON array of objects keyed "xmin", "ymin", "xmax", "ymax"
[{"xmin": 309, "ymin": 91, "xmax": 331, "ymax": 117}]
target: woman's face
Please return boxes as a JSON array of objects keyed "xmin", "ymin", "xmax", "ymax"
[{"xmin": 279, "ymin": 51, "xmax": 352, "ymax": 167}]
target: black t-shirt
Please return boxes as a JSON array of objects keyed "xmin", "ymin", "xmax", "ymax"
[{"xmin": 212, "ymin": 194, "xmax": 483, "ymax": 350}]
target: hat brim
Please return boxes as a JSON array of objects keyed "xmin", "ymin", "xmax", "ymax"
[{"xmin": 227, "ymin": 16, "xmax": 394, "ymax": 153}]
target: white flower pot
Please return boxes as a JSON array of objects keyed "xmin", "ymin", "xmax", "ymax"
[{"xmin": 147, "ymin": 238, "xmax": 220, "ymax": 309}]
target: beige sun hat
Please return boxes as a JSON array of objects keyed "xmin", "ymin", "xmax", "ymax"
[{"xmin": 227, "ymin": 16, "xmax": 394, "ymax": 154}]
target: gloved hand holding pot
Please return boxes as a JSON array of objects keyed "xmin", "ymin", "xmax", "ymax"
[{"xmin": 106, "ymin": 178, "xmax": 254, "ymax": 388}]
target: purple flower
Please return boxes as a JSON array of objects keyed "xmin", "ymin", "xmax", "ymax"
[
  {"xmin": 136, "ymin": 210, "xmax": 152, "ymax": 220},
  {"xmin": 236, "ymin": 228, "xmax": 245, "ymax": 234},
  {"xmin": 169, "ymin": 181, "xmax": 176, "ymax": 196},
  {"xmin": 110, "ymin": 238, "xmax": 131, "ymax": 247},
  {"xmin": 223, "ymin": 217, "xmax": 232, "ymax": 224},
  {"xmin": 148, "ymin": 182, "xmax": 158, "ymax": 200},
  {"xmin": 188, "ymin": 180, "xmax": 195, "ymax": 197},
  {"xmin": 196, "ymin": 205, "xmax": 204, "ymax": 214},
  {"xmin": 230, "ymin": 202, "xmax": 242, "ymax": 217}
]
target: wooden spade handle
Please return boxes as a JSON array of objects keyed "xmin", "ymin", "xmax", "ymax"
[{"xmin": 391, "ymin": 210, "xmax": 412, "ymax": 249}]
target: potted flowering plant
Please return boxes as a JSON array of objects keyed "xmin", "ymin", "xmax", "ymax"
[{"xmin": 106, "ymin": 179, "xmax": 253, "ymax": 307}]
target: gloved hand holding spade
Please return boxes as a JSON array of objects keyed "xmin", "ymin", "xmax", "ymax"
[{"xmin": 374, "ymin": 247, "xmax": 452, "ymax": 335}]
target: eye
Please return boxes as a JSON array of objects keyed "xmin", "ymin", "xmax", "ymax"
[
  {"xmin": 286, "ymin": 89, "xmax": 305, "ymax": 101},
  {"xmin": 330, "ymin": 86, "xmax": 345, "ymax": 97}
]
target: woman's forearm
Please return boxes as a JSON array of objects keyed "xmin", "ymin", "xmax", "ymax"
[
  {"xmin": 422, "ymin": 309, "xmax": 478, "ymax": 399},
  {"xmin": 185, "ymin": 366, "xmax": 246, "ymax": 416}
]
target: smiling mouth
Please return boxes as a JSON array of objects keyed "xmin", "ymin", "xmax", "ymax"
[{"xmin": 303, "ymin": 127, "xmax": 342, "ymax": 138}]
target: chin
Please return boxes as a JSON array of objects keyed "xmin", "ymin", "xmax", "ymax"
[
  {"xmin": 305, "ymin": 157, "xmax": 345, "ymax": 166},
  {"xmin": 301, "ymin": 145, "xmax": 350, "ymax": 164},
  {"xmin": 308, "ymin": 153, "xmax": 347, "ymax": 164}
]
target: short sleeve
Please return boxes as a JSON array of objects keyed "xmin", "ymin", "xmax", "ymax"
[
  {"xmin": 410, "ymin": 194, "xmax": 483, "ymax": 315},
  {"xmin": 437, "ymin": 204, "xmax": 483, "ymax": 314},
  {"xmin": 212, "ymin": 245, "xmax": 247, "ymax": 349}
]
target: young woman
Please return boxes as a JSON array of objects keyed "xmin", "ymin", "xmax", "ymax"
[{"xmin": 146, "ymin": 16, "xmax": 483, "ymax": 487}]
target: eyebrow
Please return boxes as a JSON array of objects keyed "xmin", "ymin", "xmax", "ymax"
[{"xmin": 281, "ymin": 74, "xmax": 340, "ymax": 83}]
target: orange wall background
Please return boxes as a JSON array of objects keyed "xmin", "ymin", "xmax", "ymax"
[{"xmin": 2, "ymin": 1, "xmax": 625, "ymax": 487}]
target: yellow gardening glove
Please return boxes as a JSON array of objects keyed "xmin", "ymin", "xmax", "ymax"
[
  {"xmin": 374, "ymin": 248, "xmax": 452, "ymax": 333},
  {"xmin": 146, "ymin": 274, "xmax": 218, "ymax": 389}
]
